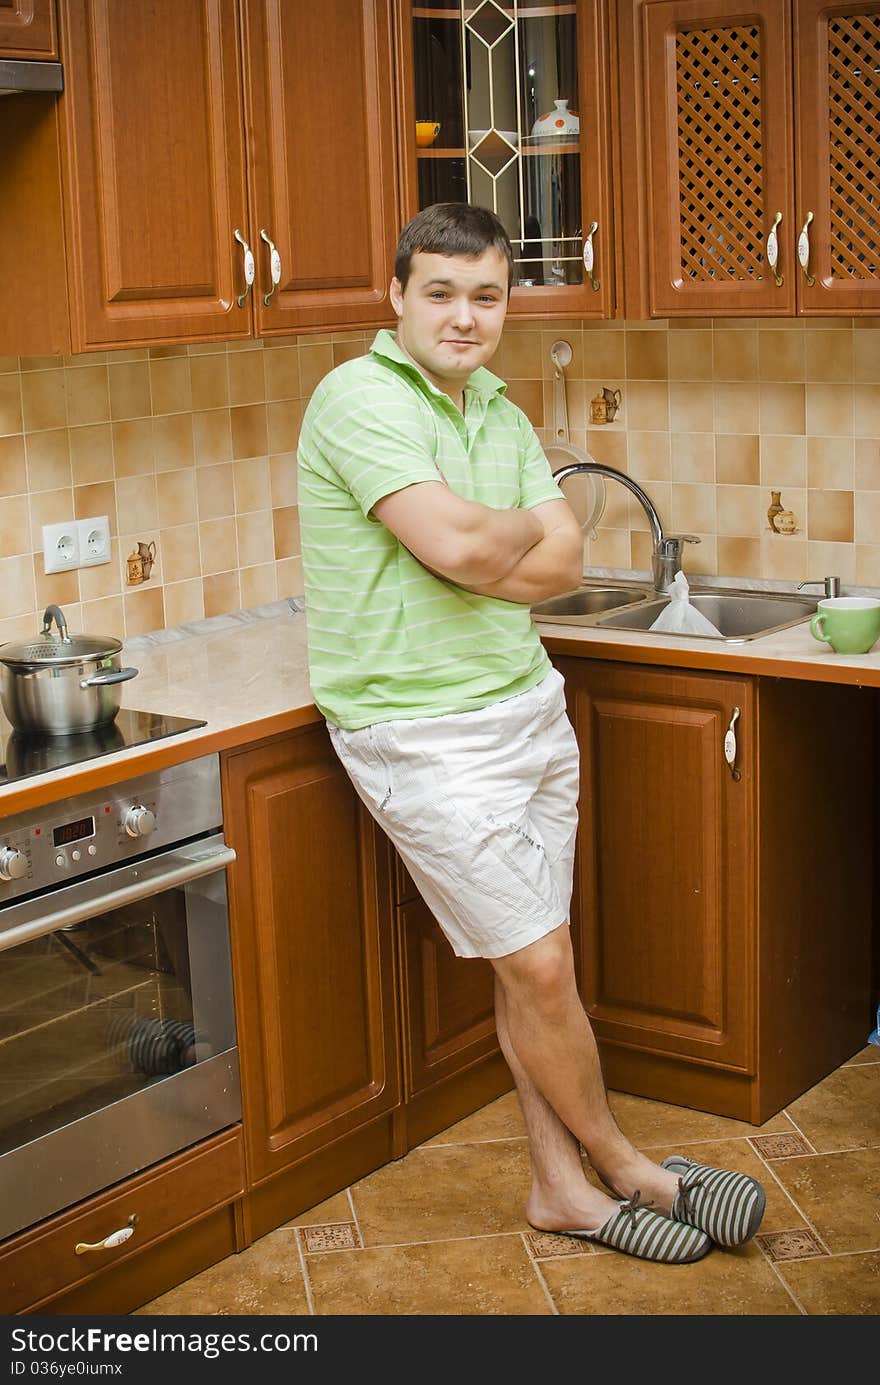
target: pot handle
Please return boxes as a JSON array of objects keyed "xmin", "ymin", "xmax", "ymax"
[
  {"xmin": 42, "ymin": 604, "xmax": 69, "ymax": 641},
  {"xmin": 79, "ymin": 666, "xmax": 139, "ymax": 689}
]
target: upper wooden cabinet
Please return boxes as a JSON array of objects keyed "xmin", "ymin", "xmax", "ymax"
[
  {"xmin": 619, "ymin": 0, "xmax": 880, "ymax": 316},
  {"xmin": 396, "ymin": 0, "xmax": 616, "ymax": 318},
  {"xmin": 54, "ymin": 0, "xmax": 397, "ymax": 350},
  {"xmin": 0, "ymin": 0, "xmax": 56, "ymax": 56}
]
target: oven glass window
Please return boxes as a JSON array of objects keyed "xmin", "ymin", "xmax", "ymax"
[{"xmin": 0, "ymin": 870, "xmax": 236, "ymax": 1157}]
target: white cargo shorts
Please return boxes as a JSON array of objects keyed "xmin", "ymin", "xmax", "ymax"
[{"xmin": 327, "ymin": 665, "xmax": 580, "ymax": 959}]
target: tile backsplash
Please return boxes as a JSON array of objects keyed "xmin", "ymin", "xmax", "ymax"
[{"xmin": 1, "ymin": 317, "xmax": 878, "ymax": 644}]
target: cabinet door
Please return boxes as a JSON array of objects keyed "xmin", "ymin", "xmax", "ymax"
[
  {"xmin": 557, "ymin": 658, "xmax": 755, "ymax": 1073},
  {"xmin": 243, "ymin": 0, "xmax": 398, "ymax": 334},
  {"xmin": 0, "ymin": 0, "xmax": 56, "ymax": 56},
  {"xmin": 398, "ymin": 895, "xmax": 498, "ymax": 1099},
  {"xmin": 795, "ymin": 1, "xmax": 880, "ymax": 313},
  {"xmin": 641, "ymin": 0, "xmax": 796, "ymax": 314},
  {"xmin": 60, "ymin": 0, "xmax": 252, "ymax": 349},
  {"xmin": 222, "ymin": 725, "xmax": 400, "ymax": 1188}
]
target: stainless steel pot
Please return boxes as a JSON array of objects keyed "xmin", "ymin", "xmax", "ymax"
[{"xmin": 0, "ymin": 605, "xmax": 138, "ymax": 735}]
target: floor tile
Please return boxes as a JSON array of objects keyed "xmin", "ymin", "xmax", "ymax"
[
  {"xmin": 541, "ymin": 1241, "xmax": 799, "ymax": 1315},
  {"xmin": 301, "ymin": 1223, "xmax": 361, "ymax": 1253},
  {"xmin": 750, "ymin": 1132, "xmax": 814, "ymax": 1159},
  {"xmin": 135, "ymin": 1230, "xmax": 308, "ymax": 1315},
  {"xmin": 846, "ymin": 1045, "xmax": 880, "ymax": 1066},
  {"xmin": 784, "ymin": 1064, "xmax": 880, "ymax": 1152},
  {"xmin": 607, "ymin": 1089, "xmax": 794, "ymax": 1148},
  {"xmin": 757, "ymin": 1229, "xmax": 827, "ymax": 1263},
  {"xmin": 306, "ymin": 1235, "xmax": 552, "ymax": 1315},
  {"xmin": 525, "ymin": 1230, "xmax": 593, "ymax": 1260},
  {"xmin": 648, "ymin": 1138, "xmax": 807, "ymax": 1233},
  {"xmin": 422, "ymin": 1091, "xmax": 526, "ymax": 1146},
  {"xmin": 280, "ymin": 1190, "xmax": 352, "ymax": 1228},
  {"xmin": 350, "ymin": 1140, "xmax": 533, "ymax": 1245},
  {"xmin": 776, "ymin": 1250, "xmax": 880, "ymax": 1314},
  {"xmin": 768, "ymin": 1147, "xmax": 880, "ymax": 1253}
]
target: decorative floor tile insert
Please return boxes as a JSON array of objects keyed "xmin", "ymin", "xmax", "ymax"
[
  {"xmin": 750, "ymin": 1132, "xmax": 814, "ymax": 1159},
  {"xmin": 301, "ymin": 1222, "xmax": 361, "ymax": 1254},
  {"xmin": 525, "ymin": 1230, "xmax": 592, "ymax": 1260},
  {"xmin": 756, "ymin": 1229, "xmax": 827, "ymax": 1263}
]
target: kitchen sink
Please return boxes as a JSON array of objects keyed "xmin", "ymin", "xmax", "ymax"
[{"xmin": 533, "ymin": 584, "xmax": 818, "ymax": 642}]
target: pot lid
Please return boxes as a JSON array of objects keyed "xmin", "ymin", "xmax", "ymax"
[{"xmin": 0, "ymin": 631, "xmax": 123, "ymax": 667}]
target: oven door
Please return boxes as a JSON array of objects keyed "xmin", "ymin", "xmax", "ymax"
[{"xmin": 0, "ymin": 834, "xmax": 241, "ymax": 1242}]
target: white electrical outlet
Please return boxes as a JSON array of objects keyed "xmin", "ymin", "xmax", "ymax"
[
  {"xmin": 77, "ymin": 515, "xmax": 111, "ymax": 567},
  {"xmin": 42, "ymin": 521, "xmax": 81, "ymax": 574}
]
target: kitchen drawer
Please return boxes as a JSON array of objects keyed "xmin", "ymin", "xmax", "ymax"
[{"xmin": 0, "ymin": 1125, "xmax": 244, "ymax": 1314}]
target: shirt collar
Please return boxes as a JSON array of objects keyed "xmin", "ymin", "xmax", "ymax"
[{"xmin": 370, "ymin": 329, "xmax": 507, "ymax": 401}]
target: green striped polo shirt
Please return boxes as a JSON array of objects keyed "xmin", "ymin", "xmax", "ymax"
[{"xmin": 297, "ymin": 329, "xmax": 563, "ymax": 730}]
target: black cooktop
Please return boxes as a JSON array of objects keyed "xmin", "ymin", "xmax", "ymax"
[{"xmin": 0, "ymin": 709, "xmax": 207, "ymax": 786}]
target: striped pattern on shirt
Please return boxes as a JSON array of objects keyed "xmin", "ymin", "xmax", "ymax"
[{"xmin": 297, "ymin": 329, "xmax": 564, "ymax": 730}]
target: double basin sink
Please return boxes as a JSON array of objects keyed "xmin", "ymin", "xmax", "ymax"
[{"xmin": 532, "ymin": 583, "xmax": 818, "ymax": 642}]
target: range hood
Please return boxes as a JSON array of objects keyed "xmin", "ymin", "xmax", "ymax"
[{"xmin": 0, "ymin": 58, "xmax": 63, "ymax": 96}]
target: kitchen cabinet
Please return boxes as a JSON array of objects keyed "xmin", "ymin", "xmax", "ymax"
[
  {"xmin": 221, "ymin": 723, "xmax": 403, "ymax": 1241},
  {"xmin": 1, "ymin": 0, "xmax": 398, "ymax": 354},
  {"xmin": 0, "ymin": 0, "xmax": 56, "ymax": 56},
  {"xmin": 618, "ymin": 0, "xmax": 880, "ymax": 316},
  {"xmin": 396, "ymin": 0, "xmax": 616, "ymax": 317},
  {"xmin": 554, "ymin": 656, "xmax": 875, "ymax": 1122}
]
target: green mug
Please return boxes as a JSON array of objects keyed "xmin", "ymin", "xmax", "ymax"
[{"xmin": 809, "ymin": 596, "xmax": 880, "ymax": 654}]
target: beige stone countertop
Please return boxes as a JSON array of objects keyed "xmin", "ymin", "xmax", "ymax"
[{"xmin": 3, "ymin": 584, "xmax": 880, "ymax": 816}]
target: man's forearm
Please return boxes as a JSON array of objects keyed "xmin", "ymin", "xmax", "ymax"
[
  {"xmin": 454, "ymin": 502, "xmax": 545, "ymax": 583},
  {"xmin": 458, "ymin": 524, "xmax": 583, "ymax": 604}
]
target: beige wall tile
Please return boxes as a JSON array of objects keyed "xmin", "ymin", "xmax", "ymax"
[
  {"xmin": 856, "ymin": 545, "xmax": 880, "ymax": 585},
  {"xmin": 627, "ymin": 432, "xmax": 670, "ymax": 481},
  {"xmin": 70, "ymin": 423, "xmax": 114, "ymax": 485},
  {"xmin": 74, "ymin": 481, "xmax": 117, "ymax": 534},
  {"xmin": 66, "ymin": 365, "xmax": 110, "ymax": 427},
  {"xmin": 807, "ymin": 539, "xmax": 856, "ymax": 583},
  {"xmin": 715, "ymin": 383, "xmax": 759, "ymax": 434},
  {"xmin": 163, "ymin": 578, "xmax": 204, "ymax": 626},
  {"xmin": 0, "ymin": 434, "xmax": 27, "ymax": 494},
  {"xmin": 21, "ymin": 369, "xmax": 66, "ymax": 431},
  {"xmin": 504, "ymin": 380, "xmax": 543, "ymax": 427},
  {"xmin": 157, "ymin": 470, "xmax": 196, "ymax": 528},
  {"xmin": 275, "ymin": 554, "xmax": 304, "ymax": 597},
  {"xmin": 81, "ymin": 594, "xmax": 124, "ymax": 635},
  {"xmin": 540, "ymin": 331, "xmax": 585, "ymax": 378},
  {"xmin": 203, "ymin": 569, "xmax": 241, "ymax": 617},
  {"xmin": 808, "ymin": 489, "xmax": 854, "ymax": 542},
  {"xmin": 716, "ymin": 484, "xmax": 764, "ymax": 536},
  {"xmin": 854, "ymin": 491, "xmax": 880, "ymax": 544},
  {"xmin": 760, "ymin": 383, "xmax": 805, "ymax": 435},
  {"xmin": 0, "ymin": 495, "xmax": 30, "ymax": 557},
  {"xmin": 630, "ymin": 528, "xmax": 653, "ymax": 571},
  {"xmin": 109, "ymin": 361, "xmax": 151, "ymax": 420},
  {"xmin": 153, "ymin": 413, "xmax": 194, "ymax": 472},
  {"xmin": 805, "ymin": 330, "xmax": 853, "ymax": 382},
  {"xmin": 670, "ymin": 382, "xmax": 713, "ymax": 432},
  {"xmin": 189, "ymin": 355, "xmax": 229, "ymax": 412},
  {"xmin": 716, "ymin": 434, "xmax": 759, "ymax": 485},
  {"xmin": 228, "ymin": 350, "xmax": 266, "ymax": 407},
  {"xmin": 113, "ymin": 418, "xmax": 154, "ymax": 477},
  {"xmin": 761, "ymin": 435, "xmax": 806, "ymax": 487},
  {"xmin": 626, "ymin": 381, "xmax": 668, "ymax": 430},
  {"xmin": 124, "ymin": 585, "xmax": 165, "ymax": 636},
  {"xmin": 269, "ymin": 454, "xmax": 298, "ymax": 508},
  {"xmin": 0, "ymin": 375, "xmax": 23, "ymax": 435},
  {"xmin": 272, "ymin": 505, "xmax": 301, "ymax": 559},
  {"xmin": 628, "ymin": 481, "xmax": 669, "ymax": 532},
  {"xmin": 855, "ymin": 385, "xmax": 880, "ymax": 438},
  {"xmin": 807, "ymin": 383, "xmax": 853, "ymax": 436},
  {"xmin": 667, "ymin": 331, "xmax": 713, "ymax": 381},
  {"xmin": 0, "ymin": 356, "xmax": 18, "ymax": 373},
  {"xmin": 264, "ymin": 347, "xmax": 300, "ymax": 401},
  {"xmin": 199, "ymin": 517, "xmax": 237, "ymax": 575},
  {"xmin": 332, "ymin": 340, "xmax": 367, "ymax": 368},
  {"xmin": 625, "ymin": 331, "xmax": 668, "ymax": 380},
  {"xmin": 761, "ymin": 535, "xmax": 809, "ymax": 582},
  {"xmin": 717, "ymin": 535, "xmax": 762, "ymax": 577},
  {"xmin": 193, "ymin": 409, "xmax": 232, "ymax": 466},
  {"xmin": 671, "ymin": 483, "xmax": 715, "ymax": 533},
  {"xmin": 585, "ymin": 526, "xmax": 632, "ymax": 569},
  {"xmin": 233, "ymin": 403, "xmax": 270, "ymax": 459},
  {"xmin": 26, "ymin": 428, "xmax": 70, "ymax": 491},
  {"xmin": 117, "ymin": 475, "xmax": 158, "ymax": 533},
  {"xmin": 758, "ymin": 330, "xmax": 805, "ymax": 382},
  {"xmin": 236, "ymin": 510, "xmax": 274, "ymax": 567},
  {"xmin": 150, "ymin": 358, "xmax": 192, "ymax": 415},
  {"xmin": 713, "ymin": 331, "xmax": 758, "ymax": 380},
  {"xmin": 196, "ymin": 463, "xmax": 235, "ymax": 521},
  {"xmin": 162, "ymin": 524, "xmax": 201, "ymax": 583},
  {"xmin": 34, "ymin": 557, "xmax": 79, "ymax": 610},
  {"xmin": 299, "ymin": 344, "xmax": 335, "ymax": 397},
  {"xmin": 579, "ymin": 331, "xmax": 625, "ymax": 377},
  {"xmin": 682, "ymin": 534, "xmax": 716, "ymax": 575},
  {"xmin": 807, "ymin": 437, "xmax": 854, "ymax": 490},
  {"xmin": 853, "ymin": 328, "xmax": 880, "ymax": 382},
  {"xmin": 501, "ymin": 331, "xmax": 541, "ymax": 378},
  {"xmin": 671, "ymin": 433, "xmax": 714, "ymax": 483},
  {"xmin": 29, "ymin": 487, "xmax": 73, "ymax": 532},
  {"xmin": 240, "ymin": 562, "xmax": 278, "ymax": 608},
  {"xmin": 582, "ymin": 428, "xmax": 627, "ymax": 470},
  {"xmin": 79, "ymin": 539, "xmax": 121, "ymax": 599},
  {"xmin": 855, "ymin": 439, "xmax": 880, "ymax": 490}
]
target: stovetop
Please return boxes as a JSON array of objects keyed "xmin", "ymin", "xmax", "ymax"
[{"xmin": 0, "ymin": 709, "xmax": 207, "ymax": 786}]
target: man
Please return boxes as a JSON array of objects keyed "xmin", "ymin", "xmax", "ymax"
[{"xmin": 298, "ymin": 203, "xmax": 765, "ymax": 1263}]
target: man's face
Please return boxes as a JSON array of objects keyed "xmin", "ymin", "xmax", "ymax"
[{"xmin": 389, "ymin": 247, "xmax": 509, "ymax": 397}]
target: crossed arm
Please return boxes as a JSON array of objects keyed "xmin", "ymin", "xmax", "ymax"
[{"xmin": 371, "ymin": 482, "xmax": 583, "ymax": 605}]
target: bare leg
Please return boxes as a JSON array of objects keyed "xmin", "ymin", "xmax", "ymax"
[{"xmin": 491, "ymin": 922, "xmax": 680, "ymax": 1219}]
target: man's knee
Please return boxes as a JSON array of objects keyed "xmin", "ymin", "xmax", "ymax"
[{"xmin": 492, "ymin": 923, "xmax": 577, "ymax": 1015}]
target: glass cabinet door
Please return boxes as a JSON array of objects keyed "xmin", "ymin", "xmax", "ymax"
[{"xmin": 406, "ymin": 0, "xmax": 614, "ymax": 316}]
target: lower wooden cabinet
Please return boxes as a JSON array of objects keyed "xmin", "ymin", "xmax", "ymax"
[{"xmin": 554, "ymin": 656, "xmax": 875, "ymax": 1123}]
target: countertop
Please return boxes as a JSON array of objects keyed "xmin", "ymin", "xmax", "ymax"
[{"xmin": 3, "ymin": 585, "xmax": 880, "ymax": 816}]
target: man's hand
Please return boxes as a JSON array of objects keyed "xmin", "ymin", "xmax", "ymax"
[{"xmin": 457, "ymin": 498, "xmax": 583, "ymax": 605}]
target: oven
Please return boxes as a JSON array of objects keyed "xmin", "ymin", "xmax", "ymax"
[{"xmin": 0, "ymin": 755, "xmax": 241, "ymax": 1243}]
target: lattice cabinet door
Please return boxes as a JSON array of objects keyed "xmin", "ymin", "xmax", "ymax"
[
  {"xmin": 795, "ymin": 1, "xmax": 880, "ymax": 313},
  {"xmin": 642, "ymin": 0, "xmax": 796, "ymax": 314}
]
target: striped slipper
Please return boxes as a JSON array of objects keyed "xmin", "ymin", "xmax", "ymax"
[
  {"xmin": 561, "ymin": 1192, "xmax": 712, "ymax": 1264},
  {"xmin": 662, "ymin": 1156, "xmax": 766, "ymax": 1247}
]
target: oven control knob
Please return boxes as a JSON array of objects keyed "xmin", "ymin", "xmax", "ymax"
[
  {"xmin": 0, "ymin": 846, "xmax": 28, "ymax": 881},
  {"xmin": 124, "ymin": 805, "xmax": 156, "ymax": 839}
]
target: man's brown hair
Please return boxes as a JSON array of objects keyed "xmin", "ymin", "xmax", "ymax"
[{"xmin": 395, "ymin": 203, "xmax": 515, "ymax": 291}]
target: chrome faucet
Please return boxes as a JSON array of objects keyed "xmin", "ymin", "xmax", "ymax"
[{"xmin": 551, "ymin": 461, "xmax": 700, "ymax": 593}]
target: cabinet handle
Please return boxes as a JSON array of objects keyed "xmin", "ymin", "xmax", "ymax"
[
  {"xmin": 75, "ymin": 1214, "xmax": 138, "ymax": 1255},
  {"xmin": 260, "ymin": 229, "xmax": 282, "ymax": 306},
  {"xmin": 582, "ymin": 221, "xmax": 599, "ymax": 292},
  {"xmin": 797, "ymin": 212, "xmax": 815, "ymax": 287},
  {"xmin": 724, "ymin": 706, "xmax": 741, "ymax": 782},
  {"xmin": 233, "ymin": 229, "xmax": 256, "ymax": 307},
  {"xmin": 766, "ymin": 212, "xmax": 783, "ymax": 287}
]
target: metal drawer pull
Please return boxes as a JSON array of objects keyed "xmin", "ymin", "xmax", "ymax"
[
  {"xmin": 234, "ymin": 229, "xmax": 255, "ymax": 307},
  {"xmin": 724, "ymin": 706, "xmax": 741, "ymax": 781},
  {"xmin": 797, "ymin": 212, "xmax": 815, "ymax": 286},
  {"xmin": 260, "ymin": 229, "xmax": 282, "ymax": 306},
  {"xmin": 766, "ymin": 211, "xmax": 783, "ymax": 287},
  {"xmin": 75, "ymin": 1214, "xmax": 138, "ymax": 1255},
  {"xmin": 582, "ymin": 220, "xmax": 599, "ymax": 291}
]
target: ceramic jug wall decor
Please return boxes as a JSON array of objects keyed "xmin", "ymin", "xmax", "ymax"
[
  {"xmin": 589, "ymin": 392, "xmax": 608, "ymax": 424},
  {"xmin": 126, "ymin": 551, "xmax": 145, "ymax": 585},
  {"xmin": 137, "ymin": 540, "xmax": 157, "ymax": 579},
  {"xmin": 602, "ymin": 387, "xmax": 622, "ymax": 422}
]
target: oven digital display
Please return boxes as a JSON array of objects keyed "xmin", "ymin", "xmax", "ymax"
[{"xmin": 52, "ymin": 816, "xmax": 96, "ymax": 847}]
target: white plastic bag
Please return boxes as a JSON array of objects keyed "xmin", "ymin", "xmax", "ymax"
[{"xmin": 648, "ymin": 571, "xmax": 723, "ymax": 637}]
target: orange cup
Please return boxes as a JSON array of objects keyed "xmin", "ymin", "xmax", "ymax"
[{"xmin": 415, "ymin": 120, "xmax": 440, "ymax": 147}]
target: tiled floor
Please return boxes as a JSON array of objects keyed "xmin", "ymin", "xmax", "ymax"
[{"xmin": 138, "ymin": 1045, "xmax": 880, "ymax": 1316}]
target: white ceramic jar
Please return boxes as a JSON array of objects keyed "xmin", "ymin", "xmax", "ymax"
[{"xmin": 531, "ymin": 98, "xmax": 579, "ymax": 138}]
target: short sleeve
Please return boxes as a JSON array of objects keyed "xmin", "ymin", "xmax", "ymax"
[
  {"xmin": 302, "ymin": 370, "xmax": 442, "ymax": 518},
  {"xmin": 513, "ymin": 407, "xmax": 565, "ymax": 509}
]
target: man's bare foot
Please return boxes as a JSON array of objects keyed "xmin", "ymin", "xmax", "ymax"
[
  {"xmin": 526, "ymin": 1183, "xmax": 622, "ymax": 1235},
  {"xmin": 594, "ymin": 1151, "xmax": 681, "ymax": 1215}
]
